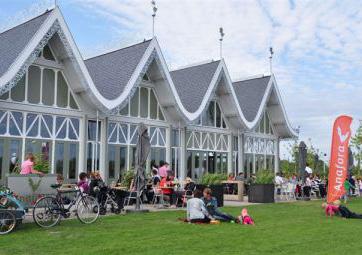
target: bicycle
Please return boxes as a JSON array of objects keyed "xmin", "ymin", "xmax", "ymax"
[
  {"xmin": 0, "ymin": 186, "xmax": 26, "ymax": 235},
  {"xmin": 32, "ymin": 184, "xmax": 99, "ymax": 228}
]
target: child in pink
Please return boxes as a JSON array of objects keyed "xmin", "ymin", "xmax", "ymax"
[
  {"xmin": 77, "ymin": 172, "xmax": 90, "ymax": 193},
  {"xmin": 322, "ymin": 203, "xmax": 339, "ymax": 217},
  {"xmin": 238, "ymin": 208, "xmax": 255, "ymax": 225}
]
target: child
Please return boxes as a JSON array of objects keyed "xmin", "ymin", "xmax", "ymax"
[
  {"xmin": 56, "ymin": 174, "xmax": 64, "ymax": 185},
  {"xmin": 77, "ymin": 172, "xmax": 89, "ymax": 193},
  {"xmin": 322, "ymin": 200, "xmax": 362, "ymax": 219},
  {"xmin": 322, "ymin": 202, "xmax": 339, "ymax": 217},
  {"xmin": 238, "ymin": 208, "xmax": 254, "ymax": 225}
]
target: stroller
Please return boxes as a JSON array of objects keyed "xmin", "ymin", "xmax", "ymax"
[
  {"xmin": 0, "ymin": 187, "xmax": 26, "ymax": 235},
  {"xmin": 91, "ymin": 182, "xmax": 123, "ymax": 215}
]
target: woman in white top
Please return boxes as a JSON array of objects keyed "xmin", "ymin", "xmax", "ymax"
[{"xmin": 187, "ymin": 190, "xmax": 213, "ymax": 223}]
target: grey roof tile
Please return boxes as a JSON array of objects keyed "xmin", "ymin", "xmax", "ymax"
[
  {"xmin": 170, "ymin": 60, "xmax": 220, "ymax": 113},
  {"xmin": 85, "ymin": 40, "xmax": 152, "ymax": 100},
  {"xmin": 0, "ymin": 9, "xmax": 52, "ymax": 77},
  {"xmin": 233, "ymin": 76, "xmax": 271, "ymax": 122}
]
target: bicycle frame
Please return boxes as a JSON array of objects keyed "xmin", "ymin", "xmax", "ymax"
[{"xmin": 52, "ymin": 189, "xmax": 88, "ymax": 217}]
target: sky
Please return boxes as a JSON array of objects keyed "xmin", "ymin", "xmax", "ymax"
[{"xmin": 1, "ymin": 0, "xmax": 362, "ymax": 161}]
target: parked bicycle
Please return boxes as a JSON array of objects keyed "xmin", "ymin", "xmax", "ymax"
[
  {"xmin": 0, "ymin": 186, "xmax": 26, "ymax": 235},
  {"xmin": 33, "ymin": 184, "xmax": 99, "ymax": 228}
]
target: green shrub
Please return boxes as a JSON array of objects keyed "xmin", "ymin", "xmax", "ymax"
[
  {"xmin": 254, "ymin": 170, "xmax": 274, "ymax": 184},
  {"xmin": 200, "ymin": 173, "xmax": 227, "ymax": 185},
  {"xmin": 33, "ymin": 153, "xmax": 50, "ymax": 174},
  {"xmin": 121, "ymin": 170, "xmax": 135, "ymax": 189}
]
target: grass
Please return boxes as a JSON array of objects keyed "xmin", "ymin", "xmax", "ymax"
[{"xmin": 2, "ymin": 199, "xmax": 362, "ymax": 255}]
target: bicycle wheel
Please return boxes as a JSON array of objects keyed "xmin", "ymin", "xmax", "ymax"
[
  {"xmin": 33, "ymin": 196, "xmax": 61, "ymax": 228},
  {"xmin": 0, "ymin": 210, "xmax": 16, "ymax": 235},
  {"xmin": 76, "ymin": 195, "xmax": 99, "ymax": 224}
]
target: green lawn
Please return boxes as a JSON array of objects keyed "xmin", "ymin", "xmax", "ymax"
[{"xmin": 2, "ymin": 199, "xmax": 362, "ymax": 255}]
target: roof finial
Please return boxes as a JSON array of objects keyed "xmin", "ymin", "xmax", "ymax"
[
  {"xmin": 269, "ymin": 47, "xmax": 274, "ymax": 74},
  {"xmin": 219, "ymin": 27, "xmax": 225, "ymax": 59},
  {"xmin": 151, "ymin": 0, "xmax": 158, "ymax": 37}
]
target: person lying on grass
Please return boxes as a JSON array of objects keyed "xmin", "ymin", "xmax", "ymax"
[
  {"xmin": 187, "ymin": 189, "xmax": 215, "ymax": 224},
  {"xmin": 202, "ymin": 188, "xmax": 238, "ymax": 223},
  {"xmin": 322, "ymin": 200, "xmax": 362, "ymax": 219},
  {"xmin": 237, "ymin": 208, "xmax": 255, "ymax": 225}
]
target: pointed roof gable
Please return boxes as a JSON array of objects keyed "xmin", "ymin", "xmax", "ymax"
[
  {"xmin": 232, "ymin": 76, "xmax": 271, "ymax": 122},
  {"xmin": 170, "ymin": 60, "xmax": 220, "ymax": 113},
  {"xmin": 84, "ymin": 40, "xmax": 152, "ymax": 100},
  {"xmin": 0, "ymin": 9, "xmax": 52, "ymax": 77}
]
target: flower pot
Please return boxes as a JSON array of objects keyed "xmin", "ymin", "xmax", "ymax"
[{"xmin": 248, "ymin": 184, "xmax": 274, "ymax": 203}]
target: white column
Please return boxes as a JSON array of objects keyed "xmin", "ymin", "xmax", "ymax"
[
  {"xmin": 227, "ymin": 134, "xmax": 232, "ymax": 174},
  {"xmin": 179, "ymin": 127, "xmax": 187, "ymax": 181},
  {"xmin": 238, "ymin": 132, "xmax": 244, "ymax": 175},
  {"xmin": 274, "ymin": 137, "xmax": 280, "ymax": 173},
  {"xmin": 100, "ymin": 117, "xmax": 108, "ymax": 181},
  {"xmin": 78, "ymin": 115, "xmax": 87, "ymax": 175},
  {"xmin": 165, "ymin": 125, "xmax": 171, "ymax": 163}
]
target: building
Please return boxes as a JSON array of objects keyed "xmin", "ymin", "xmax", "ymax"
[{"xmin": 0, "ymin": 7, "xmax": 296, "ymax": 185}]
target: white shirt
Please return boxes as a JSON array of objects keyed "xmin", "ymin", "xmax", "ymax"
[
  {"xmin": 305, "ymin": 166, "xmax": 313, "ymax": 174},
  {"xmin": 275, "ymin": 175, "xmax": 284, "ymax": 185},
  {"xmin": 186, "ymin": 198, "xmax": 209, "ymax": 220}
]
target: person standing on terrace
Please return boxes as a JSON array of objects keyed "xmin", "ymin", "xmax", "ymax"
[{"xmin": 20, "ymin": 153, "xmax": 44, "ymax": 176}]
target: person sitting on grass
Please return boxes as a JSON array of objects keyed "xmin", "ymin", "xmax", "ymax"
[
  {"xmin": 322, "ymin": 200, "xmax": 362, "ymax": 219},
  {"xmin": 237, "ymin": 208, "xmax": 255, "ymax": 225},
  {"xmin": 202, "ymin": 188, "xmax": 237, "ymax": 222},
  {"xmin": 187, "ymin": 190, "xmax": 214, "ymax": 224},
  {"xmin": 77, "ymin": 172, "xmax": 90, "ymax": 193}
]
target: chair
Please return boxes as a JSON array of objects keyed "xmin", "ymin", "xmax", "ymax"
[
  {"xmin": 280, "ymin": 184, "xmax": 289, "ymax": 201},
  {"xmin": 152, "ymin": 187, "xmax": 164, "ymax": 207},
  {"xmin": 124, "ymin": 190, "xmax": 143, "ymax": 207}
]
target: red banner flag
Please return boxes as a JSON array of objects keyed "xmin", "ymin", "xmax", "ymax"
[{"xmin": 327, "ymin": 115, "xmax": 353, "ymax": 203}]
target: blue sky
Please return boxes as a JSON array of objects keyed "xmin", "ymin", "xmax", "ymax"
[{"xmin": 1, "ymin": 0, "xmax": 362, "ymax": 160}]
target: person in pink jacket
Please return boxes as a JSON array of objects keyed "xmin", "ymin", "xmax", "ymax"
[{"xmin": 20, "ymin": 153, "xmax": 44, "ymax": 175}]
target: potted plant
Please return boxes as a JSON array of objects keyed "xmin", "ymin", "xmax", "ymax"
[
  {"xmin": 248, "ymin": 170, "xmax": 275, "ymax": 203},
  {"xmin": 120, "ymin": 170, "xmax": 135, "ymax": 189},
  {"xmin": 198, "ymin": 173, "xmax": 227, "ymax": 207}
]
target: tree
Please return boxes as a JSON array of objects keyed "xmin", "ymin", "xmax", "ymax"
[{"xmin": 351, "ymin": 120, "xmax": 362, "ymax": 176}]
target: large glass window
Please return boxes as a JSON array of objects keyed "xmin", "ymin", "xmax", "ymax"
[
  {"xmin": 149, "ymin": 89, "xmax": 158, "ymax": 119},
  {"xmin": 140, "ymin": 87, "xmax": 148, "ymax": 118},
  {"xmin": 199, "ymin": 101, "xmax": 227, "ymax": 128},
  {"xmin": 42, "ymin": 68, "xmax": 55, "ymax": 106},
  {"xmin": 108, "ymin": 145, "xmax": 116, "ymax": 179},
  {"xmin": 55, "ymin": 142, "xmax": 64, "ymax": 175},
  {"xmin": 57, "ymin": 72, "xmax": 68, "ymax": 108},
  {"xmin": 11, "ymin": 75, "xmax": 25, "ymax": 102},
  {"xmin": 69, "ymin": 143, "xmax": 78, "ymax": 179},
  {"xmin": 122, "ymin": 87, "xmax": 165, "ymax": 121},
  {"xmin": 28, "ymin": 66, "xmax": 41, "ymax": 104},
  {"xmin": 130, "ymin": 89, "xmax": 139, "ymax": 117}
]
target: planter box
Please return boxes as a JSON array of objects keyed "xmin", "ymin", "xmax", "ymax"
[
  {"xmin": 6, "ymin": 174, "xmax": 57, "ymax": 208},
  {"xmin": 222, "ymin": 180, "xmax": 244, "ymax": 201},
  {"xmin": 195, "ymin": 184, "xmax": 224, "ymax": 207},
  {"xmin": 248, "ymin": 184, "xmax": 274, "ymax": 203}
]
